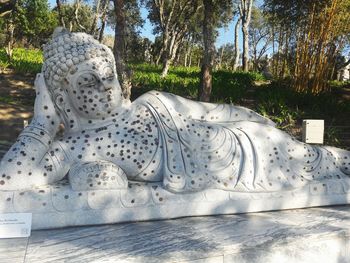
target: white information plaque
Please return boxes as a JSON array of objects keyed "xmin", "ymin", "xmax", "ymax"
[{"xmin": 0, "ymin": 213, "xmax": 32, "ymax": 238}]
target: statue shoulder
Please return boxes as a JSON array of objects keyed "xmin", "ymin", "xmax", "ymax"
[{"xmin": 134, "ymin": 90, "xmax": 180, "ymax": 104}]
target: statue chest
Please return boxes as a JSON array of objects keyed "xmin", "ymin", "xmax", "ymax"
[{"xmin": 58, "ymin": 114, "xmax": 163, "ymax": 182}]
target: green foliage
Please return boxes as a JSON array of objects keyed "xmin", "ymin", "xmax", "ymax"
[
  {"xmin": 0, "ymin": 48, "xmax": 43, "ymax": 74},
  {"xmin": 130, "ymin": 63, "xmax": 264, "ymax": 101},
  {"xmin": 0, "ymin": 95, "xmax": 16, "ymax": 104},
  {"xmin": 324, "ymin": 126, "xmax": 341, "ymax": 147},
  {"xmin": 58, "ymin": 3, "xmax": 94, "ymax": 33},
  {"xmin": 329, "ymin": 80, "xmax": 350, "ymax": 89},
  {"xmin": 20, "ymin": 0, "xmax": 58, "ymax": 46},
  {"xmin": 4, "ymin": 0, "xmax": 58, "ymax": 48},
  {"xmin": 253, "ymin": 81, "xmax": 350, "ymax": 131},
  {"xmin": 212, "ymin": 70, "xmax": 264, "ymax": 103},
  {"xmin": 0, "ymin": 51, "xmax": 10, "ymax": 70},
  {"xmin": 130, "ymin": 64, "xmax": 199, "ymax": 98}
]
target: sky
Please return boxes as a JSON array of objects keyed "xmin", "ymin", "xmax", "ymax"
[
  {"xmin": 48, "ymin": 0, "xmax": 243, "ymax": 48},
  {"xmin": 138, "ymin": 6, "xmax": 238, "ymax": 48}
]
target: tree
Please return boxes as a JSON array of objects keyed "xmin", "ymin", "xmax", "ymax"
[
  {"xmin": 238, "ymin": 0, "xmax": 253, "ymax": 71},
  {"xmin": 264, "ymin": 0, "xmax": 350, "ymax": 93},
  {"xmin": 233, "ymin": 17, "xmax": 241, "ymax": 70},
  {"xmin": 199, "ymin": 0, "xmax": 215, "ymax": 102},
  {"xmin": 0, "ymin": 0, "xmax": 16, "ymax": 17},
  {"xmin": 145, "ymin": 0, "xmax": 201, "ymax": 77},
  {"xmin": 1, "ymin": 0, "xmax": 58, "ymax": 58},
  {"xmin": 198, "ymin": 0, "xmax": 233, "ymax": 101},
  {"xmin": 20, "ymin": 0, "xmax": 58, "ymax": 46},
  {"xmin": 113, "ymin": 0, "xmax": 129, "ymax": 100},
  {"xmin": 97, "ymin": 0, "xmax": 110, "ymax": 41},
  {"xmin": 249, "ymin": 7, "xmax": 271, "ymax": 71},
  {"xmin": 56, "ymin": 2, "xmax": 94, "ymax": 32},
  {"xmin": 217, "ymin": 44, "xmax": 235, "ymax": 69},
  {"xmin": 112, "ymin": 0, "xmax": 144, "ymax": 100},
  {"xmin": 55, "ymin": 0, "xmax": 65, "ymax": 27},
  {"xmin": 90, "ymin": 0, "xmax": 110, "ymax": 40}
]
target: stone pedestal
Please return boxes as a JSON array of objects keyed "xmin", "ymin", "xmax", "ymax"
[{"xmin": 1, "ymin": 205, "xmax": 349, "ymax": 263}]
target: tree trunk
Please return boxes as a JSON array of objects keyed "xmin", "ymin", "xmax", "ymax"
[
  {"xmin": 0, "ymin": 0, "xmax": 16, "ymax": 17},
  {"xmin": 161, "ymin": 33, "xmax": 177, "ymax": 77},
  {"xmin": 90, "ymin": 0, "xmax": 102, "ymax": 36},
  {"xmin": 98, "ymin": 0, "xmax": 109, "ymax": 42},
  {"xmin": 161, "ymin": 40, "xmax": 179, "ymax": 77},
  {"xmin": 74, "ymin": 0, "xmax": 86, "ymax": 31},
  {"xmin": 184, "ymin": 42, "xmax": 192, "ymax": 67},
  {"xmin": 233, "ymin": 18, "xmax": 241, "ymax": 70},
  {"xmin": 155, "ymin": 48, "xmax": 163, "ymax": 65},
  {"xmin": 240, "ymin": 0, "xmax": 253, "ymax": 72},
  {"xmin": 199, "ymin": 0, "xmax": 215, "ymax": 102},
  {"xmin": 242, "ymin": 23, "xmax": 249, "ymax": 71},
  {"xmin": 113, "ymin": 0, "xmax": 132, "ymax": 100},
  {"xmin": 56, "ymin": 0, "xmax": 65, "ymax": 27},
  {"xmin": 189, "ymin": 51, "xmax": 193, "ymax": 67},
  {"xmin": 218, "ymin": 46, "xmax": 224, "ymax": 69},
  {"xmin": 5, "ymin": 15, "xmax": 14, "ymax": 59},
  {"xmin": 98, "ymin": 15, "xmax": 107, "ymax": 42},
  {"xmin": 161, "ymin": 58, "xmax": 170, "ymax": 77}
]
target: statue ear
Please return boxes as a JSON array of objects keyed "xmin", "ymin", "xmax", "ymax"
[
  {"xmin": 63, "ymin": 77, "xmax": 70, "ymax": 86},
  {"xmin": 55, "ymin": 94, "xmax": 65, "ymax": 112},
  {"xmin": 54, "ymin": 92, "xmax": 80, "ymax": 132}
]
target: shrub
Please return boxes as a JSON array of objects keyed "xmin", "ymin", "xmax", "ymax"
[
  {"xmin": 0, "ymin": 48, "xmax": 43, "ymax": 74},
  {"xmin": 130, "ymin": 63, "xmax": 264, "ymax": 103}
]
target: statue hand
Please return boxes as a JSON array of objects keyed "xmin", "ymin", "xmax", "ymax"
[{"xmin": 33, "ymin": 73, "xmax": 61, "ymax": 135}]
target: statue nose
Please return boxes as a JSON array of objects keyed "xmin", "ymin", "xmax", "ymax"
[
  {"xmin": 99, "ymin": 83, "xmax": 113, "ymax": 92},
  {"xmin": 104, "ymin": 85, "xmax": 112, "ymax": 91}
]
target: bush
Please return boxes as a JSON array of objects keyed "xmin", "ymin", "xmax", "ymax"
[
  {"xmin": 130, "ymin": 63, "xmax": 264, "ymax": 102},
  {"xmin": 130, "ymin": 64, "xmax": 199, "ymax": 99},
  {"xmin": 253, "ymin": 81, "xmax": 350, "ymax": 130},
  {"xmin": 0, "ymin": 48, "xmax": 43, "ymax": 74}
]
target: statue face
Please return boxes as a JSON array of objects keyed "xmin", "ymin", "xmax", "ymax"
[{"xmin": 65, "ymin": 58, "xmax": 123, "ymax": 119}]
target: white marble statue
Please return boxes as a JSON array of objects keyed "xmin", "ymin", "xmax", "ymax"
[{"xmin": 0, "ymin": 28, "xmax": 349, "ymax": 229}]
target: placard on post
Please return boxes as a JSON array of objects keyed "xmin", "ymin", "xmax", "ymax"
[
  {"xmin": 302, "ymin": 120, "xmax": 324, "ymax": 144},
  {"xmin": 0, "ymin": 213, "xmax": 32, "ymax": 238}
]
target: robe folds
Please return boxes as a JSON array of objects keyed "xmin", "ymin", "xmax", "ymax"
[{"xmin": 137, "ymin": 91, "xmax": 350, "ymax": 193}]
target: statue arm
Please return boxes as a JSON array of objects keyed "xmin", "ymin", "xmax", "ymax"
[
  {"xmin": 0, "ymin": 74, "xmax": 69, "ymax": 190},
  {"xmin": 0, "ymin": 122, "xmax": 69, "ymax": 190},
  {"xmin": 157, "ymin": 92, "xmax": 275, "ymax": 126}
]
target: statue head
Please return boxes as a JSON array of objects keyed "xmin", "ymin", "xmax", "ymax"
[{"xmin": 42, "ymin": 28, "xmax": 125, "ymax": 131}]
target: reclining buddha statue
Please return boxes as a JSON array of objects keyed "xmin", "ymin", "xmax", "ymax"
[{"xmin": 0, "ymin": 28, "xmax": 349, "ymax": 229}]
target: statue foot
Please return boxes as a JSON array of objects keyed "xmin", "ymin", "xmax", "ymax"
[{"xmin": 68, "ymin": 161, "xmax": 128, "ymax": 191}]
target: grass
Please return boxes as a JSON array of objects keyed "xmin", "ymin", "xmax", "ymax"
[
  {"xmin": 0, "ymin": 48, "xmax": 43, "ymax": 74},
  {"xmin": 130, "ymin": 63, "xmax": 263, "ymax": 102},
  {"xmin": 0, "ymin": 95, "xmax": 16, "ymax": 104}
]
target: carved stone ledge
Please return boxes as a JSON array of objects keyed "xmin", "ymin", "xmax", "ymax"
[
  {"xmin": 1, "ymin": 178, "xmax": 350, "ymax": 230},
  {"xmin": 1, "ymin": 205, "xmax": 349, "ymax": 262}
]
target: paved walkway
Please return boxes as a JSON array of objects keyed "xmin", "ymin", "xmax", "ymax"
[{"xmin": 1, "ymin": 205, "xmax": 349, "ymax": 263}]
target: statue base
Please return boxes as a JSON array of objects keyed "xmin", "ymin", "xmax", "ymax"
[
  {"xmin": 1, "ymin": 178, "xmax": 350, "ymax": 230},
  {"xmin": 1, "ymin": 205, "xmax": 350, "ymax": 262}
]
